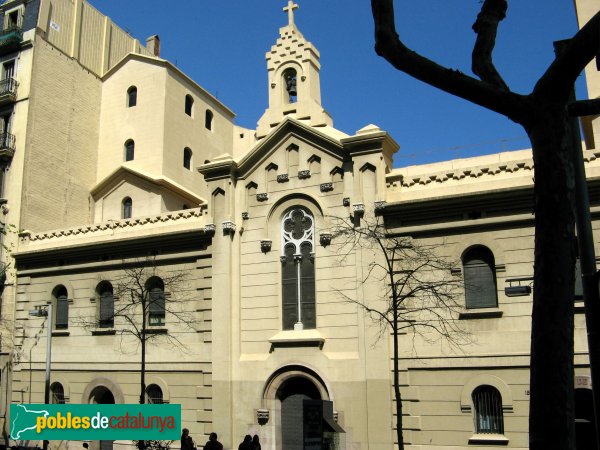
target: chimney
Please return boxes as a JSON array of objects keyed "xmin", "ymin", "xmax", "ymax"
[{"xmin": 146, "ymin": 35, "xmax": 160, "ymax": 57}]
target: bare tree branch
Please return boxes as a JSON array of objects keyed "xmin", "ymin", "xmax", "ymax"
[{"xmin": 471, "ymin": 0, "xmax": 509, "ymax": 91}]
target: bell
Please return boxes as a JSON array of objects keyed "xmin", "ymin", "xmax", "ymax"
[{"xmin": 288, "ymin": 82, "xmax": 297, "ymax": 97}]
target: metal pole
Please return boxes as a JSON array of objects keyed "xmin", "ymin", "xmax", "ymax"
[
  {"xmin": 556, "ymin": 37, "xmax": 600, "ymax": 450},
  {"xmin": 43, "ymin": 302, "xmax": 52, "ymax": 450}
]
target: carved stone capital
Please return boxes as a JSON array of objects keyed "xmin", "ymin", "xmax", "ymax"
[
  {"xmin": 353, "ymin": 203, "xmax": 365, "ymax": 214},
  {"xmin": 204, "ymin": 223, "xmax": 216, "ymax": 234},
  {"xmin": 222, "ymin": 221, "xmax": 236, "ymax": 233},
  {"xmin": 320, "ymin": 233, "xmax": 332, "ymax": 247},
  {"xmin": 298, "ymin": 169, "xmax": 311, "ymax": 180},
  {"xmin": 257, "ymin": 409, "xmax": 269, "ymax": 425},
  {"xmin": 320, "ymin": 182, "xmax": 334, "ymax": 193},
  {"xmin": 261, "ymin": 240, "xmax": 272, "ymax": 253}
]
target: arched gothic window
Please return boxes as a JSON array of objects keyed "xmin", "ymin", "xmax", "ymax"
[
  {"xmin": 51, "ymin": 382, "xmax": 66, "ymax": 404},
  {"xmin": 146, "ymin": 384, "xmax": 164, "ymax": 404},
  {"xmin": 281, "ymin": 208, "xmax": 315, "ymax": 330},
  {"xmin": 472, "ymin": 385, "xmax": 504, "ymax": 434},
  {"xmin": 127, "ymin": 86, "xmax": 137, "ymax": 107},
  {"xmin": 463, "ymin": 246, "xmax": 498, "ymax": 309}
]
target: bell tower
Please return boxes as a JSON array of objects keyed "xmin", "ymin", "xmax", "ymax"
[{"xmin": 256, "ymin": 1, "xmax": 333, "ymax": 138}]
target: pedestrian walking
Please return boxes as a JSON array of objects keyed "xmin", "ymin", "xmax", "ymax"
[
  {"xmin": 181, "ymin": 428, "xmax": 196, "ymax": 450},
  {"xmin": 252, "ymin": 435, "xmax": 261, "ymax": 450},
  {"xmin": 204, "ymin": 432, "xmax": 223, "ymax": 450}
]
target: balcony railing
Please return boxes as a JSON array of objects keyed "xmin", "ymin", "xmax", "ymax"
[
  {"xmin": 0, "ymin": 132, "xmax": 15, "ymax": 162},
  {"xmin": 0, "ymin": 77, "xmax": 17, "ymax": 103},
  {"xmin": 0, "ymin": 25, "xmax": 22, "ymax": 50}
]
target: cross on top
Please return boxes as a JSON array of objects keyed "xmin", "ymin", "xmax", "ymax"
[{"xmin": 283, "ymin": 0, "xmax": 299, "ymax": 26}]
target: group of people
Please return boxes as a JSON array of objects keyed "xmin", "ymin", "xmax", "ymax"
[
  {"xmin": 181, "ymin": 429, "xmax": 261, "ymax": 450},
  {"xmin": 237, "ymin": 434, "xmax": 261, "ymax": 450}
]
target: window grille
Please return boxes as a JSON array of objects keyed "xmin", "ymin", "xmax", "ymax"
[
  {"xmin": 473, "ymin": 385, "xmax": 504, "ymax": 434},
  {"xmin": 51, "ymin": 383, "xmax": 65, "ymax": 404},
  {"xmin": 146, "ymin": 384, "xmax": 163, "ymax": 404}
]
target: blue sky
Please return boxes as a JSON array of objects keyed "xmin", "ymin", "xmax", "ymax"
[{"xmin": 96, "ymin": 1, "xmax": 585, "ymax": 167}]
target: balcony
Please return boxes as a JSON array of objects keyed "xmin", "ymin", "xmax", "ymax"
[
  {"xmin": 0, "ymin": 132, "xmax": 15, "ymax": 163},
  {"xmin": 0, "ymin": 77, "xmax": 17, "ymax": 104},
  {"xmin": 0, "ymin": 26, "xmax": 22, "ymax": 51}
]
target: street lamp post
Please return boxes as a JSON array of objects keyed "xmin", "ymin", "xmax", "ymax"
[{"xmin": 29, "ymin": 302, "xmax": 52, "ymax": 450}]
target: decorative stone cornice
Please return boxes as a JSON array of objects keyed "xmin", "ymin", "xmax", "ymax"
[
  {"xmin": 24, "ymin": 209, "xmax": 205, "ymax": 242},
  {"xmin": 385, "ymin": 156, "xmax": 550, "ymax": 189}
]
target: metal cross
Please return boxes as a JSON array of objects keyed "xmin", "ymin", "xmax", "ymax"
[{"xmin": 283, "ymin": 0, "xmax": 299, "ymax": 26}]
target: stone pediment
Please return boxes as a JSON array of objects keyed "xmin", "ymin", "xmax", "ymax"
[
  {"xmin": 199, "ymin": 117, "xmax": 346, "ymax": 182},
  {"xmin": 91, "ymin": 165, "xmax": 206, "ymax": 205}
]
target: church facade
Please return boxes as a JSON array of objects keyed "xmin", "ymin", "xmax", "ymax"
[{"xmin": 0, "ymin": 1, "xmax": 598, "ymax": 450}]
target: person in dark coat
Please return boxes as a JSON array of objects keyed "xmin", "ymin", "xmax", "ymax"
[
  {"xmin": 252, "ymin": 435, "xmax": 261, "ymax": 450},
  {"xmin": 238, "ymin": 435, "xmax": 252, "ymax": 450},
  {"xmin": 204, "ymin": 432, "xmax": 223, "ymax": 450},
  {"xmin": 181, "ymin": 429, "xmax": 195, "ymax": 450}
]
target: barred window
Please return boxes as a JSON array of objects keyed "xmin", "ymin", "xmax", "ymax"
[
  {"xmin": 50, "ymin": 382, "xmax": 65, "ymax": 404},
  {"xmin": 463, "ymin": 246, "xmax": 498, "ymax": 309},
  {"xmin": 472, "ymin": 385, "xmax": 504, "ymax": 434},
  {"xmin": 281, "ymin": 208, "xmax": 315, "ymax": 330},
  {"xmin": 146, "ymin": 384, "xmax": 163, "ymax": 404}
]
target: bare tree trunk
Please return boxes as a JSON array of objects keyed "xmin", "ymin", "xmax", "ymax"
[
  {"xmin": 528, "ymin": 106, "xmax": 576, "ymax": 450},
  {"xmin": 393, "ymin": 308, "xmax": 404, "ymax": 450},
  {"xmin": 139, "ymin": 301, "xmax": 147, "ymax": 450}
]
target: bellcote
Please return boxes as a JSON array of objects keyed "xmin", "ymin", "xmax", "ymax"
[{"xmin": 256, "ymin": 1, "xmax": 333, "ymax": 139}]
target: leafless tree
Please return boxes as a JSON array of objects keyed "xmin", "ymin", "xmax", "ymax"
[
  {"xmin": 370, "ymin": 1, "xmax": 600, "ymax": 448},
  {"xmin": 76, "ymin": 260, "xmax": 195, "ymax": 450},
  {"xmin": 330, "ymin": 215, "xmax": 468, "ymax": 449}
]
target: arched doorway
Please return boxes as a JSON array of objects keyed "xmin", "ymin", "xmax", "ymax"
[
  {"xmin": 262, "ymin": 366, "xmax": 343, "ymax": 450},
  {"xmin": 278, "ymin": 376, "xmax": 322, "ymax": 450},
  {"xmin": 89, "ymin": 386, "xmax": 115, "ymax": 450}
]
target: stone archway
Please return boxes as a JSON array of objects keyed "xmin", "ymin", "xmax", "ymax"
[
  {"xmin": 82, "ymin": 379, "xmax": 122, "ymax": 450},
  {"xmin": 261, "ymin": 366, "xmax": 332, "ymax": 450}
]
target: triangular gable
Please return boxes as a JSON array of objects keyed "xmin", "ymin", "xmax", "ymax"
[
  {"xmin": 200, "ymin": 117, "xmax": 346, "ymax": 181},
  {"xmin": 91, "ymin": 165, "xmax": 206, "ymax": 205}
]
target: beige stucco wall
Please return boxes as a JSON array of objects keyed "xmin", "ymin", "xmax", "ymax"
[{"xmin": 20, "ymin": 37, "xmax": 100, "ymax": 231}]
